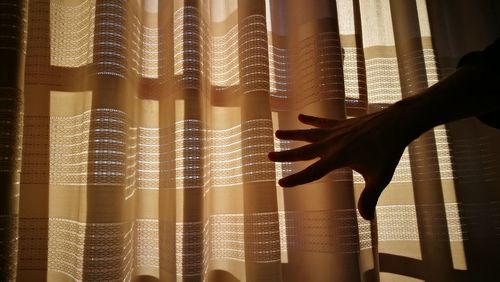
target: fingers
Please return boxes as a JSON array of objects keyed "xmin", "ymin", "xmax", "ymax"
[
  {"xmin": 268, "ymin": 143, "xmax": 320, "ymax": 162},
  {"xmin": 275, "ymin": 128, "xmax": 329, "ymax": 142},
  {"xmin": 278, "ymin": 159, "xmax": 332, "ymax": 187},
  {"xmin": 357, "ymin": 178, "xmax": 387, "ymax": 220},
  {"xmin": 298, "ymin": 114, "xmax": 340, "ymax": 128}
]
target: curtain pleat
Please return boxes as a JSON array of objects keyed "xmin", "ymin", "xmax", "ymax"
[{"xmin": 1, "ymin": 0, "xmax": 499, "ymax": 281}]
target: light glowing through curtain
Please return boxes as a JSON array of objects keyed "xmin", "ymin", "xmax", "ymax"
[{"xmin": 1, "ymin": 0, "xmax": 500, "ymax": 281}]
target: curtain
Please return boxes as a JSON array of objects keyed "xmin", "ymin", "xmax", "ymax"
[{"xmin": 1, "ymin": 0, "xmax": 500, "ymax": 281}]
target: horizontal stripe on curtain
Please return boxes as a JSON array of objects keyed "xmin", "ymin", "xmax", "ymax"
[{"xmin": 1, "ymin": 0, "xmax": 499, "ymax": 281}]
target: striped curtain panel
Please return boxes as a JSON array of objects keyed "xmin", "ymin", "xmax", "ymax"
[{"xmin": 1, "ymin": 0, "xmax": 499, "ymax": 281}]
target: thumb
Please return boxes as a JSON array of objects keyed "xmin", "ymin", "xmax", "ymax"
[{"xmin": 357, "ymin": 179, "xmax": 386, "ymax": 220}]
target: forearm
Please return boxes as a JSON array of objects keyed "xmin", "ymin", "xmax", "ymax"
[{"xmin": 393, "ymin": 64, "xmax": 500, "ymax": 142}]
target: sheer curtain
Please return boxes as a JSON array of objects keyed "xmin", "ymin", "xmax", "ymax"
[{"xmin": 1, "ymin": 0, "xmax": 500, "ymax": 281}]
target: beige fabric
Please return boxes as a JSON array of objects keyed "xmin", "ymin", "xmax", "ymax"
[{"xmin": 1, "ymin": 0, "xmax": 500, "ymax": 281}]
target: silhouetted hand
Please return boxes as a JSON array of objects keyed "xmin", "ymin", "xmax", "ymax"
[
  {"xmin": 269, "ymin": 108, "xmax": 415, "ymax": 220},
  {"xmin": 269, "ymin": 39, "xmax": 500, "ymax": 221}
]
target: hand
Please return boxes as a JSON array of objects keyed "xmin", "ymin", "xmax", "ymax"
[{"xmin": 268, "ymin": 107, "xmax": 414, "ymax": 220}]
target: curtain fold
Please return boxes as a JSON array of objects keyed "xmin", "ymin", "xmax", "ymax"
[{"xmin": 1, "ymin": 0, "xmax": 499, "ymax": 281}]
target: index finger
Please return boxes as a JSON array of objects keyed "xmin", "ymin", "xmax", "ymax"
[
  {"xmin": 298, "ymin": 114, "xmax": 341, "ymax": 128},
  {"xmin": 268, "ymin": 143, "xmax": 321, "ymax": 162}
]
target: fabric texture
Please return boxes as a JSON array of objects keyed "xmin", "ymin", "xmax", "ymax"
[{"xmin": 1, "ymin": 0, "xmax": 500, "ymax": 281}]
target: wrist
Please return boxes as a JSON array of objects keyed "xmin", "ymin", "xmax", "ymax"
[{"xmin": 391, "ymin": 96, "xmax": 435, "ymax": 144}]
